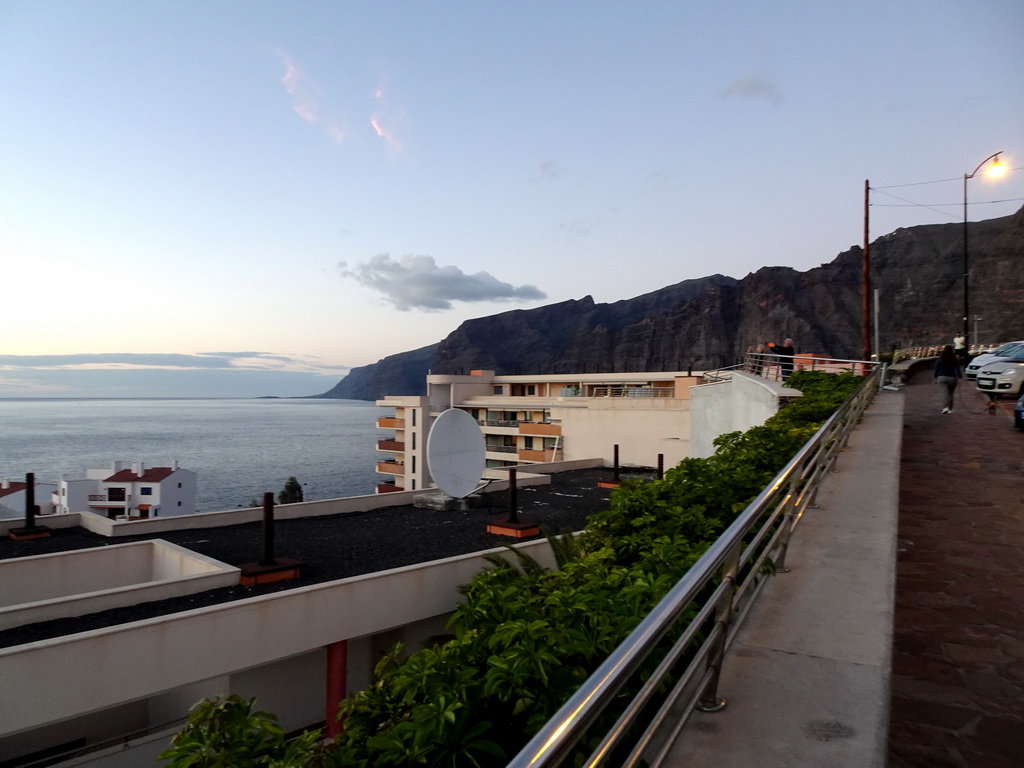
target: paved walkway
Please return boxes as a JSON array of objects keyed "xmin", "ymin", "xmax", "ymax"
[
  {"xmin": 888, "ymin": 377, "xmax": 1024, "ymax": 767},
  {"xmin": 665, "ymin": 388, "xmax": 904, "ymax": 767}
]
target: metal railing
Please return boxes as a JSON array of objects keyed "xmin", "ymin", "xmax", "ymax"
[
  {"xmin": 590, "ymin": 386, "xmax": 676, "ymax": 398},
  {"xmin": 742, "ymin": 352, "xmax": 875, "ymax": 382},
  {"xmin": 486, "ymin": 445, "xmax": 519, "ymax": 453},
  {"xmin": 507, "ymin": 363, "xmax": 882, "ymax": 768}
]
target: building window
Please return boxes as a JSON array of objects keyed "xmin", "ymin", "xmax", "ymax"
[
  {"xmin": 412, "ymin": 456, "xmax": 416, "ymax": 473},
  {"xmin": 178, "ymin": 483, "xmax": 182, "ymax": 488},
  {"xmin": 140, "ymin": 487, "xmax": 153, "ymax": 496},
  {"xmin": 524, "ymin": 437, "xmax": 534, "ymax": 450},
  {"xmin": 177, "ymin": 501, "xmax": 182, "ymax": 507},
  {"xmin": 412, "ymin": 409, "xmax": 417, "ymax": 427},
  {"xmin": 527, "ymin": 385, "xmax": 536, "ymax": 395},
  {"xmin": 493, "ymin": 386, "xmax": 503, "ymax": 395},
  {"xmin": 412, "ymin": 480, "xmax": 416, "ymax": 490},
  {"xmin": 108, "ymin": 487, "xmax": 126, "ymax": 501},
  {"xmin": 412, "ymin": 433, "xmax": 416, "ymax": 450}
]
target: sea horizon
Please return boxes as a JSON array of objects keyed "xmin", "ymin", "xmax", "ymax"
[{"xmin": 0, "ymin": 398, "xmax": 380, "ymax": 512}]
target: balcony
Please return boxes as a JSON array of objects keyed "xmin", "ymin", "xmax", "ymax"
[
  {"xmin": 377, "ymin": 417, "xmax": 405, "ymax": 429},
  {"xmin": 376, "ymin": 461, "xmax": 405, "ymax": 475},
  {"xmin": 590, "ymin": 386, "xmax": 676, "ymax": 398},
  {"xmin": 485, "ymin": 445, "xmax": 518, "ymax": 454},
  {"xmin": 519, "ymin": 422, "xmax": 561, "ymax": 437},
  {"xmin": 519, "ymin": 448, "xmax": 564, "ymax": 463},
  {"xmin": 377, "ymin": 439, "xmax": 406, "ymax": 452},
  {"xmin": 376, "ymin": 482, "xmax": 403, "ymax": 494},
  {"xmin": 88, "ymin": 495, "xmax": 126, "ymax": 508}
]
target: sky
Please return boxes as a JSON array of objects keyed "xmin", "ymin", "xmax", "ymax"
[{"xmin": 2, "ymin": 0, "xmax": 1022, "ymax": 398}]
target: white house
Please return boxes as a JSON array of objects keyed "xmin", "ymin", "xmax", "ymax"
[
  {"xmin": 54, "ymin": 461, "xmax": 198, "ymax": 519},
  {"xmin": 0, "ymin": 479, "xmax": 58, "ymax": 519}
]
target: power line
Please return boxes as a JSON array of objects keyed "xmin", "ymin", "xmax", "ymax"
[
  {"xmin": 872, "ymin": 197, "xmax": 1024, "ymax": 208},
  {"xmin": 872, "ymin": 177, "xmax": 959, "ymax": 189},
  {"xmin": 871, "ymin": 165, "xmax": 1020, "ymax": 190},
  {"xmin": 868, "ymin": 188, "xmax": 959, "ymax": 219}
]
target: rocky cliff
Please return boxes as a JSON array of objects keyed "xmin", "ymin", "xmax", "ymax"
[{"xmin": 320, "ymin": 207, "xmax": 1024, "ymax": 400}]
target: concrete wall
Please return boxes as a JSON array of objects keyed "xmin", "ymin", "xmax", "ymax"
[
  {"xmin": 0, "ymin": 537, "xmax": 559, "ymax": 742},
  {"xmin": 689, "ymin": 372, "xmax": 802, "ymax": 458},
  {"xmin": 0, "ymin": 542, "xmax": 239, "ymax": 631},
  {"xmin": 557, "ymin": 401, "xmax": 692, "ymax": 468}
]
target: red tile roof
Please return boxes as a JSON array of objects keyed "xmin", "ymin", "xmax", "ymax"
[
  {"xmin": 0, "ymin": 482, "xmax": 27, "ymax": 499},
  {"xmin": 104, "ymin": 467, "xmax": 176, "ymax": 483}
]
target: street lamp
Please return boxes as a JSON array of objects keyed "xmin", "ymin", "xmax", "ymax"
[{"xmin": 962, "ymin": 151, "xmax": 1004, "ymax": 349}]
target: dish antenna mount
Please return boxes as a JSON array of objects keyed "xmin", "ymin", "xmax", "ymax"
[{"xmin": 426, "ymin": 408, "xmax": 487, "ymax": 499}]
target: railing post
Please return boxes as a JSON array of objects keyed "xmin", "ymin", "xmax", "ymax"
[
  {"xmin": 772, "ymin": 467, "xmax": 803, "ymax": 573},
  {"xmin": 696, "ymin": 543, "xmax": 740, "ymax": 712}
]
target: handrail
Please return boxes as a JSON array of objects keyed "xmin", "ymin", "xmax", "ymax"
[
  {"xmin": 507, "ymin": 364, "xmax": 882, "ymax": 768},
  {"xmin": 743, "ymin": 352, "xmax": 876, "ymax": 383}
]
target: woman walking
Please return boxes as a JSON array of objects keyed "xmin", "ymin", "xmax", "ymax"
[{"xmin": 934, "ymin": 344, "xmax": 962, "ymax": 414}]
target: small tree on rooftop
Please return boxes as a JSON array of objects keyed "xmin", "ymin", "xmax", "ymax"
[{"xmin": 278, "ymin": 477, "xmax": 304, "ymax": 505}]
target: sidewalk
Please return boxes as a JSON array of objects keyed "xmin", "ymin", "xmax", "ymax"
[
  {"xmin": 663, "ymin": 388, "xmax": 904, "ymax": 767},
  {"xmin": 887, "ymin": 377, "xmax": 1024, "ymax": 766}
]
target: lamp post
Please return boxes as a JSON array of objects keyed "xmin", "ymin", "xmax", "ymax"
[
  {"xmin": 962, "ymin": 151, "xmax": 1005, "ymax": 349},
  {"xmin": 863, "ymin": 179, "xmax": 871, "ymax": 360}
]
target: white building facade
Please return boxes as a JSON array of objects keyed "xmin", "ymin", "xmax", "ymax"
[
  {"xmin": 0, "ymin": 479, "xmax": 58, "ymax": 519},
  {"xmin": 54, "ymin": 461, "xmax": 198, "ymax": 519},
  {"xmin": 375, "ymin": 369, "xmax": 703, "ymax": 493}
]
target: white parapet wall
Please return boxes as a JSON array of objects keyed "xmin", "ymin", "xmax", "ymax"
[
  {"xmin": 0, "ymin": 537, "xmax": 559, "ymax": 740},
  {"xmin": 0, "ymin": 541, "xmax": 240, "ymax": 631},
  {"xmin": 689, "ymin": 372, "xmax": 803, "ymax": 458}
]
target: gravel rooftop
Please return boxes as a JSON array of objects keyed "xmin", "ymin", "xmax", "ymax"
[{"xmin": 0, "ymin": 468, "xmax": 646, "ymax": 649}]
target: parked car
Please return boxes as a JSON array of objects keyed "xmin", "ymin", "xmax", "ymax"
[
  {"xmin": 975, "ymin": 347, "xmax": 1024, "ymax": 397},
  {"xmin": 1015, "ymin": 392, "xmax": 1024, "ymax": 431},
  {"xmin": 965, "ymin": 340, "xmax": 1024, "ymax": 380}
]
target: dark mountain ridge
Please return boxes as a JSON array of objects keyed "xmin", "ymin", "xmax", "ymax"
[{"xmin": 318, "ymin": 207, "xmax": 1024, "ymax": 400}]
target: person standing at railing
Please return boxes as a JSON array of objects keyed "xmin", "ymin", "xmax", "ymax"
[
  {"xmin": 934, "ymin": 344, "xmax": 962, "ymax": 414},
  {"xmin": 776, "ymin": 337, "xmax": 795, "ymax": 381}
]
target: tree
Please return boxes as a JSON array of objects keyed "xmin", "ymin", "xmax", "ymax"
[
  {"xmin": 278, "ymin": 477, "xmax": 304, "ymax": 505},
  {"xmin": 157, "ymin": 695, "xmax": 329, "ymax": 767}
]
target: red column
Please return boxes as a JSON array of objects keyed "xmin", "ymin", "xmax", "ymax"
[{"xmin": 325, "ymin": 640, "xmax": 348, "ymax": 737}]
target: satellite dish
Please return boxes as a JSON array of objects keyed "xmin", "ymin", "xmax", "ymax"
[{"xmin": 426, "ymin": 408, "xmax": 486, "ymax": 498}]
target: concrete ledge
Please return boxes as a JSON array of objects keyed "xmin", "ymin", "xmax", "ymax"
[
  {"xmin": 0, "ymin": 541, "xmax": 240, "ymax": 631},
  {"xmin": 664, "ymin": 389, "xmax": 903, "ymax": 767}
]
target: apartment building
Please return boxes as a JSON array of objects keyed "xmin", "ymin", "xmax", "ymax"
[{"xmin": 375, "ymin": 369, "xmax": 702, "ymax": 493}]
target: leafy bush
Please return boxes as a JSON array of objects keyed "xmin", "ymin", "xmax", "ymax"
[{"xmin": 162, "ymin": 370, "xmax": 864, "ymax": 767}]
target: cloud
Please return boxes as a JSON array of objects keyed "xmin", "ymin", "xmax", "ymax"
[
  {"xmin": 719, "ymin": 72, "xmax": 783, "ymax": 105},
  {"xmin": 535, "ymin": 160, "xmax": 568, "ymax": 181},
  {"xmin": 0, "ymin": 368, "xmax": 343, "ymax": 399},
  {"xmin": 338, "ymin": 254, "xmax": 547, "ymax": 311},
  {"xmin": 559, "ymin": 218, "xmax": 592, "ymax": 237},
  {"xmin": 277, "ymin": 51, "xmax": 320, "ymax": 123},
  {"xmin": 0, "ymin": 352, "xmax": 350, "ymax": 375},
  {"xmin": 274, "ymin": 52, "xmax": 407, "ymax": 155},
  {"xmin": 370, "ymin": 82, "xmax": 406, "ymax": 158}
]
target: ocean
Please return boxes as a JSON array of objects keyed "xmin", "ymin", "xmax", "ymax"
[{"xmin": 0, "ymin": 398, "xmax": 380, "ymax": 513}]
